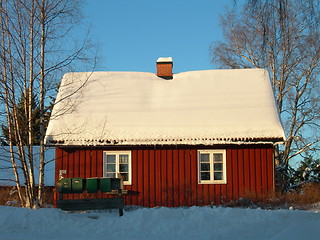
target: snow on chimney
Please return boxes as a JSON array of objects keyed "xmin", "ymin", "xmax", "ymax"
[{"xmin": 156, "ymin": 57, "xmax": 173, "ymax": 80}]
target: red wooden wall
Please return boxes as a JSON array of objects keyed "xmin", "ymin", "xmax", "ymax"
[{"xmin": 54, "ymin": 145, "xmax": 275, "ymax": 207}]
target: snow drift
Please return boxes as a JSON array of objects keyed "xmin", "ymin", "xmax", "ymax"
[{"xmin": 0, "ymin": 205, "xmax": 319, "ymax": 240}]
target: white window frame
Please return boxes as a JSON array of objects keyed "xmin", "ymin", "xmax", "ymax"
[
  {"xmin": 103, "ymin": 151, "xmax": 132, "ymax": 185},
  {"xmin": 198, "ymin": 149, "xmax": 227, "ymax": 184}
]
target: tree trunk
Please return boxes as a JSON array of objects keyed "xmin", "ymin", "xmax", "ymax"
[
  {"xmin": 27, "ymin": 0, "xmax": 36, "ymax": 208},
  {"xmin": 38, "ymin": 0, "xmax": 46, "ymax": 206}
]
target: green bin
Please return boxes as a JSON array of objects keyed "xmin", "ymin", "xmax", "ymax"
[
  {"xmin": 71, "ymin": 178, "xmax": 84, "ymax": 193},
  {"xmin": 86, "ymin": 178, "xmax": 98, "ymax": 193},
  {"xmin": 111, "ymin": 178, "xmax": 121, "ymax": 190},
  {"xmin": 100, "ymin": 178, "xmax": 111, "ymax": 192},
  {"xmin": 61, "ymin": 178, "xmax": 72, "ymax": 194}
]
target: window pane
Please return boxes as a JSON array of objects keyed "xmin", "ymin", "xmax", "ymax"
[
  {"xmin": 106, "ymin": 155, "xmax": 116, "ymax": 163},
  {"xmin": 201, "ymin": 163, "xmax": 210, "ymax": 171},
  {"xmin": 214, "ymin": 163, "xmax": 223, "ymax": 171},
  {"xmin": 201, "ymin": 172, "xmax": 210, "ymax": 180},
  {"xmin": 119, "ymin": 155, "xmax": 128, "ymax": 163},
  {"xmin": 213, "ymin": 153, "xmax": 223, "ymax": 162},
  {"xmin": 119, "ymin": 164, "xmax": 128, "ymax": 172},
  {"xmin": 121, "ymin": 173, "xmax": 128, "ymax": 181},
  {"xmin": 106, "ymin": 164, "xmax": 115, "ymax": 172},
  {"xmin": 214, "ymin": 172, "xmax": 223, "ymax": 180},
  {"xmin": 200, "ymin": 153, "xmax": 210, "ymax": 162},
  {"xmin": 106, "ymin": 173, "xmax": 116, "ymax": 178}
]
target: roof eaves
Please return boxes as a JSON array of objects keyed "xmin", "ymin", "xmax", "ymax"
[{"xmin": 46, "ymin": 137, "xmax": 285, "ymax": 147}]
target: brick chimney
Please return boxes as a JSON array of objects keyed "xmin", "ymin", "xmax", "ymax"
[{"xmin": 156, "ymin": 57, "xmax": 173, "ymax": 80}]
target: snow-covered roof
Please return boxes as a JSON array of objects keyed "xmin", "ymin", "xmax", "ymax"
[{"xmin": 45, "ymin": 69, "xmax": 285, "ymax": 146}]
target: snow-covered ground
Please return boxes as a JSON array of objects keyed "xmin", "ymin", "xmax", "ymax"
[{"xmin": 0, "ymin": 205, "xmax": 319, "ymax": 240}]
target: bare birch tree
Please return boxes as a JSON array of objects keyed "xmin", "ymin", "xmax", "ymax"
[
  {"xmin": 0, "ymin": 0, "xmax": 95, "ymax": 208},
  {"xmin": 211, "ymin": 0, "xmax": 320, "ymax": 189}
]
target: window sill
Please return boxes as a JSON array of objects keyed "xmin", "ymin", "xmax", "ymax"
[{"xmin": 198, "ymin": 181, "xmax": 227, "ymax": 184}]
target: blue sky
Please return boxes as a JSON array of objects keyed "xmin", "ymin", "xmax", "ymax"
[{"xmin": 84, "ymin": 0, "xmax": 233, "ymax": 73}]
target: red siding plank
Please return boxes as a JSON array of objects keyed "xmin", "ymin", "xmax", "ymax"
[
  {"xmin": 220, "ymin": 183, "xmax": 227, "ymax": 205},
  {"xmin": 203, "ymin": 184, "xmax": 210, "ymax": 206},
  {"xmin": 97, "ymin": 150, "xmax": 103, "ymax": 178},
  {"xmin": 200, "ymin": 184, "xmax": 206, "ymax": 206},
  {"xmin": 155, "ymin": 150, "xmax": 161, "ymax": 206},
  {"xmin": 249, "ymin": 148, "xmax": 256, "ymax": 199},
  {"xmin": 243, "ymin": 148, "xmax": 250, "ymax": 197},
  {"xmin": 232, "ymin": 149, "xmax": 239, "ymax": 201},
  {"xmin": 143, "ymin": 150, "xmax": 150, "ymax": 207},
  {"xmin": 214, "ymin": 185, "xmax": 220, "ymax": 205},
  {"xmin": 167, "ymin": 150, "xmax": 174, "ymax": 207},
  {"xmin": 267, "ymin": 148, "xmax": 275, "ymax": 194},
  {"xmin": 130, "ymin": 150, "xmax": 138, "ymax": 206},
  {"xmin": 74, "ymin": 151, "xmax": 80, "ymax": 177},
  {"xmin": 165, "ymin": 149, "xmax": 174, "ymax": 207},
  {"xmin": 96, "ymin": 150, "xmax": 103, "ymax": 199},
  {"xmin": 261, "ymin": 148, "xmax": 267, "ymax": 196},
  {"xmin": 79, "ymin": 151, "xmax": 85, "ymax": 178},
  {"xmin": 149, "ymin": 150, "xmax": 155, "ymax": 207},
  {"xmin": 68, "ymin": 151, "xmax": 74, "ymax": 178},
  {"xmin": 184, "ymin": 150, "xmax": 191, "ymax": 206},
  {"xmin": 137, "ymin": 150, "xmax": 144, "ymax": 206},
  {"xmin": 161, "ymin": 150, "xmax": 167, "ymax": 206},
  {"xmin": 85, "ymin": 150, "xmax": 91, "ymax": 179},
  {"xmin": 226, "ymin": 149, "xmax": 233, "ymax": 202},
  {"xmin": 178, "ymin": 149, "xmax": 185, "ymax": 206},
  {"xmin": 173, "ymin": 150, "xmax": 179, "ymax": 207},
  {"xmin": 191, "ymin": 150, "xmax": 198, "ymax": 205},
  {"xmin": 255, "ymin": 148, "xmax": 262, "ymax": 198},
  {"xmin": 238, "ymin": 149, "xmax": 244, "ymax": 198},
  {"xmin": 91, "ymin": 150, "xmax": 97, "ymax": 177}
]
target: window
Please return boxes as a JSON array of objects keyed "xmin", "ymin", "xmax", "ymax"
[
  {"xmin": 198, "ymin": 150, "xmax": 226, "ymax": 184},
  {"xmin": 103, "ymin": 151, "xmax": 132, "ymax": 185}
]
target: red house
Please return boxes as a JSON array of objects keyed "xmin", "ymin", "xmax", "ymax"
[{"xmin": 45, "ymin": 58, "xmax": 285, "ymax": 207}]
